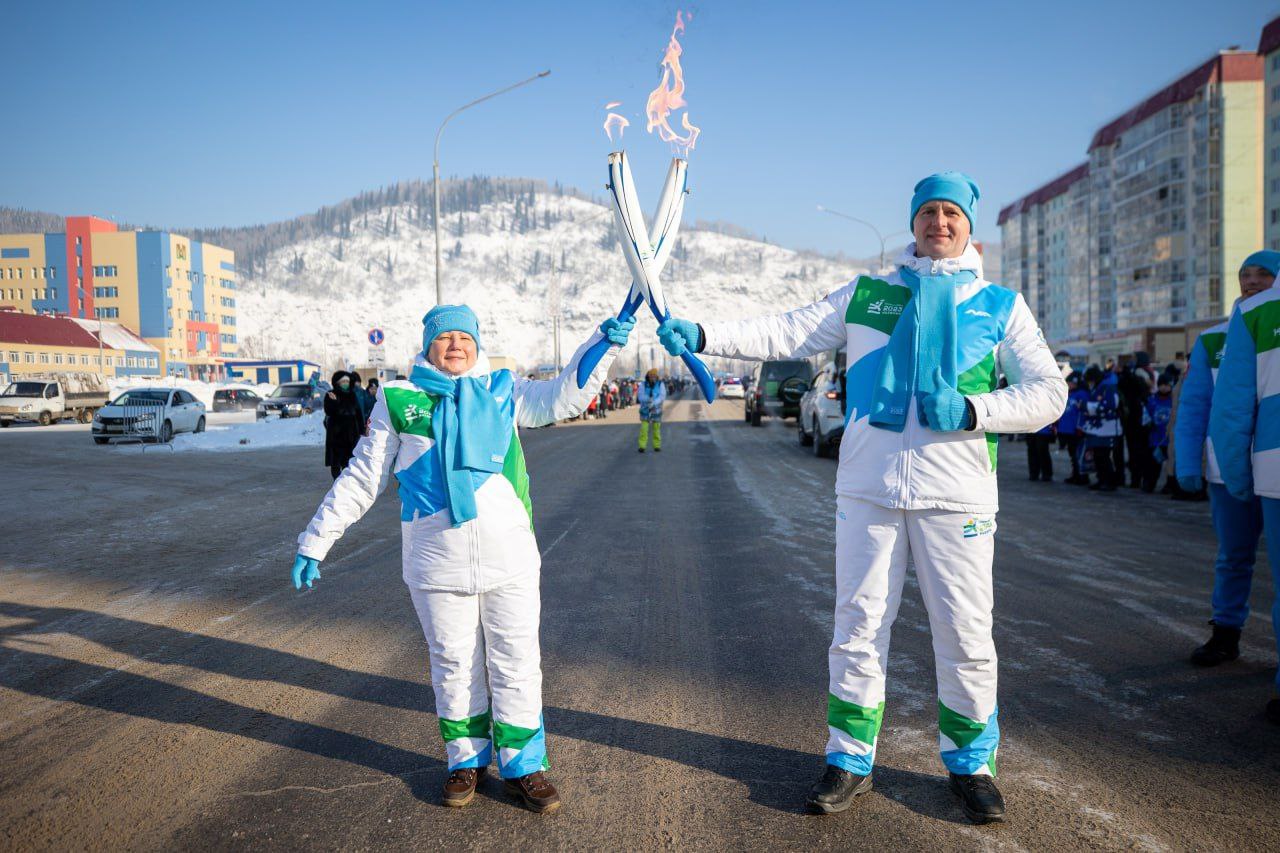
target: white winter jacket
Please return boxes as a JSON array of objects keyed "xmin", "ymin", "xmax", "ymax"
[
  {"xmin": 701, "ymin": 244, "xmax": 1066, "ymax": 513},
  {"xmin": 297, "ymin": 334, "xmax": 617, "ymax": 592}
]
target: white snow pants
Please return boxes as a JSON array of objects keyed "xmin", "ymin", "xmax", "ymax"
[
  {"xmin": 825, "ymin": 496, "xmax": 1000, "ymax": 777},
  {"xmin": 408, "ymin": 578, "xmax": 547, "ymax": 778}
]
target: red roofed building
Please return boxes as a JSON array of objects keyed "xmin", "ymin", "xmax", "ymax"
[
  {"xmin": 998, "ymin": 48, "xmax": 1264, "ymax": 360},
  {"xmin": 0, "ymin": 309, "xmax": 127, "ymax": 380}
]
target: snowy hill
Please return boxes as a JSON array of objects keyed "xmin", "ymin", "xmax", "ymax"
[{"xmin": 234, "ymin": 189, "xmax": 870, "ymax": 373}]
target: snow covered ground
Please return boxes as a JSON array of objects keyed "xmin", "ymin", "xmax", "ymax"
[{"xmin": 109, "ymin": 411, "xmax": 325, "ymax": 453}]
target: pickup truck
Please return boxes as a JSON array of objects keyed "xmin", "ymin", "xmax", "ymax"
[{"xmin": 0, "ymin": 374, "xmax": 111, "ymax": 426}]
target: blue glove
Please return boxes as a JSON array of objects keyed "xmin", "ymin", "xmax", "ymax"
[
  {"xmin": 291, "ymin": 553, "xmax": 321, "ymax": 589},
  {"xmin": 1177, "ymin": 475, "xmax": 1203, "ymax": 494},
  {"xmin": 656, "ymin": 317, "xmax": 702, "ymax": 356},
  {"xmin": 600, "ymin": 316, "xmax": 636, "ymax": 347},
  {"xmin": 920, "ymin": 368, "xmax": 974, "ymax": 432}
]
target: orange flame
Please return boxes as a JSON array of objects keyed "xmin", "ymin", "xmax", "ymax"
[
  {"xmin": 603, "ymin": 111, "xmax": 630, "ymax": 142},
  {"xmin": 645, "ymin": 10, "xmax": 698, "ymax": 153}
]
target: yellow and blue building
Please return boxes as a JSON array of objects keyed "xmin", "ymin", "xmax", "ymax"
[
  {"xmin": 223, "ymin": 359, "xmax": 321, "ymax": 386},
  {"xmin": 0, "ymin": 216, "xmax": 237, "ymax": 379}
]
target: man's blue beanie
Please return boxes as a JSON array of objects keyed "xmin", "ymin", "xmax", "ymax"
[
  {"xmin": 909, "ymin": 171, "xmax": 981, "ymax": 231},
  {"xmin": 1240, "ymin": 250, "xmax": 1280, "ymax": 276},
  {"xmin": 422, "ymin": 304, "xmax": 481, "ymax": 353}
]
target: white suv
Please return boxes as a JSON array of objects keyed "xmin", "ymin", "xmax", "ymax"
[{"xmin": 798, "ymin": 360, "xmax": 845, "ymax": 458}]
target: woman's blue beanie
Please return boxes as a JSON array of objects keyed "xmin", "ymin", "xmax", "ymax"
[
  {"xmin": 422, "ymin": 304, "xmax": 481, "ymax": 353},
  {"xmin": 909, "ymin": 171, "xmax": 980, "ymax": 231},
  {"xmin": 1240, "ymin": 250, "xmax": 1280, "ymax": 276}
]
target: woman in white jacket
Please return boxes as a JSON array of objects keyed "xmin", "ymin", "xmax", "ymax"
[
  {"xmin": 290, "ymin": 304, "xmax": 634, "ymax": 813},
  {"xmin": 658, "ymin": 172, "xmax": 1066, "ymax": 824}
]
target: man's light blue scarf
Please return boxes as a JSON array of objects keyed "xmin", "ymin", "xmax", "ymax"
[
  {"xmin": 868, "ymin": 265, "xmax": 975, "ymax": 432},
  {"xmin": 409, "ymin": 363, "xmax": 509, "ymax": 526}
]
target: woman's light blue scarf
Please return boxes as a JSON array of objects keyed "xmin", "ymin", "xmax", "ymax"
[
  {"xmin": 409, "ymin": 363, "xmax": 509, "ymax": 526},
  {"xmin": 868, "ymin": 265, "xmax": 975, "ymax": 432}
]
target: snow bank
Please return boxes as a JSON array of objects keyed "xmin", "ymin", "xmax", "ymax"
[{"xmin": 113, "ymin": 412, "xmax": 326, "ymax": 453}]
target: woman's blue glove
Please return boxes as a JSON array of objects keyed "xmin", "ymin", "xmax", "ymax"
[
  {"xmin": 291, "ymin": 553, "xmax": 321, "ymax": 589},
  {"xmin": 600, "ymin": 316, "xmax": 637, "ymax": 347},
  {"xmin": 921, "ymin": 368, "xmax": 975, "ymax": 432},
  {"xmin": 656, "ymin": 317, "xmax": 702, "ymax": 355},
  {"xmin": 1177, "ymin": 475, "xmax": 1204, "ymax": 493}
]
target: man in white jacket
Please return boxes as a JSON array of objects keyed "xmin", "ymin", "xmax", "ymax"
[
  {"xmin": 290, "ymin": 304, "xmax": 633, "ymax": 813},
  {"xmin": 658, "ymin": 172, "xmax": 1066, "ymax": 823}
]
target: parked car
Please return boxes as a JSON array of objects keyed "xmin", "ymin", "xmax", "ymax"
[
  {"xmin": 257, "ymin": 383, "xmax": 322, "ymax": 419},
  {"xmin": 0, "ymin": 373, "xmax": 110, "ymax": 427},
  {"xmin": 745, "ymin": 359, "xmax": 813, "ymax": 426},
  {"xmin": 92, "ymin": 388, "xmax": 206, "ymax": 444},
  {"xmin": 798, "ymin": 361, "xmax": 846, "ymax": 458},
  {"xmin": 719, "ymin": 376, "xmax": 745, "ymax": 399},
  {"xmin": 213, "ymin": 387, "xmax": 263, "ymax": 413}
]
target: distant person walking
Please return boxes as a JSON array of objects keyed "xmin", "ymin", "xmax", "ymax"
[
  {"xmin": 1081, "ymin": 366, "xmax": 1121, "ymax": 492},
  {"xmin": 323, "ymin": 371, "xmax": 365, "ymax": 479},
  {"xmin": 637, "ymin": 368, "xmax": 666, "ymax": 453},
  {"xmin": 1059, "ymin": 372, "xmax": 1088, "ymax": 485}
]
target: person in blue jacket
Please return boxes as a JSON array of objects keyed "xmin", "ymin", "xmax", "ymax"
[
  {"xmin": 1140, "ymin": 377, "xmax": 1173, "ymax": 493},
  {"xmin": 1080, "ymin": 366, "xmax": 1121, "ymax": 491},
  {"xmin": 1058, "ymin": 372, "xmax": 1088, "ymax": 485},
  {"xmin": 1179, "ymin": 251, "xmax": 1278, "ymax": 673},
  {"xmin": 1207, "ymin": 251, "xmax": 1280, "ymax": 722}
]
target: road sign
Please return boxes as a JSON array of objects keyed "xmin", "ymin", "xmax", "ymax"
[
  {"xmin": 367, "ymin": 348, "xmax": 386, "ymax": 365},
  {"xmin": 368, "ymin": 328, "xmax": 385, "ymax": 346}
]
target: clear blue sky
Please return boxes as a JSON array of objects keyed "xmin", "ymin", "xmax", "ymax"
[{"xmin": 1, "ymin": 0, "xmax": 1274, "ymax": 260}]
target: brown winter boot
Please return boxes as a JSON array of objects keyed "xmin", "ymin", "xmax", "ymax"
[
  {"xmin": 442, "ymin": 767, "xmax": 483, "ymax": 807},
  {"xmin": 503, "ymin": 770, "xmax": 562, "ymax": 813}
]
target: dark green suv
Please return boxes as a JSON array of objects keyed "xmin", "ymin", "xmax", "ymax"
[{"xmin": 745, "ymin": 359, "xmax": 813, "ymax": 426}]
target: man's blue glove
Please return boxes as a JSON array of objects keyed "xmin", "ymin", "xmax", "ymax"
[
  {"xmin": 921, "ymin": 368, "xmax": 975, "ymax": 432},
  {"xmin": 291, "ymin": 553, "xmax": 321, "ymax": 589},
  {"xmin": 656, "ymin": 317, "xmax": 702, "ymax": 356},
  {"xmin": 1177, "ymin": 475, "xmax": 1203, "ymax": 494},
  {"xmin": 600, "ymin": 316, "xmax": 637, "ymax": 347}
]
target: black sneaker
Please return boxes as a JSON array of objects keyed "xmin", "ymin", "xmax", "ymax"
[
  {"xmin": 1190, "ymin": 623, "xmax": 1241, "ymax": 667},
  {"xmin": 949, "ymin": 773, "xmax": 1005, "ymax": 824},
  {"xmin": 805, "ymin": 764, "xmax": 872, "ymax": 814},
  {"xmin": 638, "ymin": 448, "xmax": 645, "ymax": 453},
  {"xmin": 654, "ymin": 447, "xmax": 662, "ymax": 452}
]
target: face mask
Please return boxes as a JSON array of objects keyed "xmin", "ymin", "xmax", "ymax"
[{"xmin": 338, "ymin": 381, "xmax": 350, "ymax": 391}]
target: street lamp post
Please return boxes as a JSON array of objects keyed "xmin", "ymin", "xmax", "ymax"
[
  {"xmin": 433, "ymin": 70, "xmax": 551, "ymax": 305},
  {"xmin": 816, "ymin": 205, "xmax": 910, "ymax": 273}
]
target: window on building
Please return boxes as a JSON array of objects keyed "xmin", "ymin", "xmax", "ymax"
[
  {"xmin": 6, "ymin": 351, "xmax": 16, "ymax": 362},
  {"xmin": 16, "ymin": 268, "xmax": 21, "ymax": 279},
  {"xmin": 1273, "ymin": 54, "xmax": 1280, "ymax": 72},
  {"xmin": 38, "ymin": 353, "xmax": 49, "ymax": 364},
  {"xmin": 149, "ymin": 357, "xmax": 157, "ymax": 367},
  {"xmin": 54, "ymin": 353, "xmax": 63, "ymax": 365},
  {"xmin": 1273, "ymin": 209, "xmax": 1279, "ymax": 225},
  {"xmin": 25, "ymin": 352, "xmax": 34, "ymax": 363},
  {"xmin": 127, "ymin": 357, "xmax": 136, "ymax": 367}
]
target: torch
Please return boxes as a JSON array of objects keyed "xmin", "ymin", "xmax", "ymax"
[{"xmin": 574, "ymin": 156, "xmax": 687, "ymax": 389}]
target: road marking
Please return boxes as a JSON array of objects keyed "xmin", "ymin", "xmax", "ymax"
[{"xmin": 541, "ymin": 517, "xmax": 580, "ymax": 558}]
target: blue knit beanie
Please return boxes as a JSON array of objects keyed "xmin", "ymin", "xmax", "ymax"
[
  {"xmin": 422, "ymin": 304, "xmax": 481, "ymax": 354},
  {"xmin": 1240, "ymin": 250, "xmax": 1280, "ymax": 276},
  {"xmin": 909, "ymin": 171, "xmax": 981, "ymax": 231}
]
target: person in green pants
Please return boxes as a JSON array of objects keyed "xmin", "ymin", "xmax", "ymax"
[{"xmin": 638, "ymin": 368, "xmax": 666, "ymax": 452}]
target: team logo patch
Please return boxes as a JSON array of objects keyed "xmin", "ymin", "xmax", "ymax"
[
  {"xmin": 402, "ymin": 403, "xmax": 431, "ymax": 425},
  {"xmin": 964, "ymin": 308, "xmax": 992, "ymax": 318},
  {"xmin": 963, "ymin": 516, "xmax": 996, "ymax": 538},
  {"xmin": 866, "ymin": 299, "xmax": 904, "ymax": 317}
]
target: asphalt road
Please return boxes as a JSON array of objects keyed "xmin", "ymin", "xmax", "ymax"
[{"xmin": 1, "ymin": 394, "xmax": 1277, "ymax": 851}]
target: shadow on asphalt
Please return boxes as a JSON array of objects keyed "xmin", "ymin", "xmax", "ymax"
[{"xmin": 0, "ymin": 601, "xmax": 964, "ymax": 820}]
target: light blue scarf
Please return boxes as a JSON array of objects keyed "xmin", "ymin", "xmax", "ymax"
[
  {"xmin": 868, "ymin": 265, "xmax": 975, "ymax": 432},
  {"xmin": 409, "ymin": 363, "xmax": 510, "ymax": 526}
]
